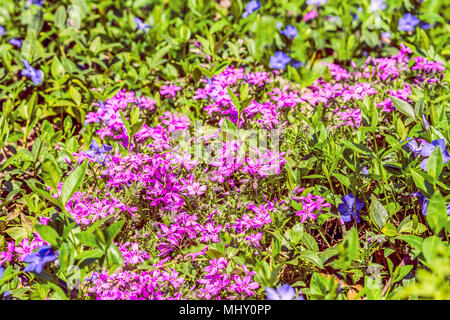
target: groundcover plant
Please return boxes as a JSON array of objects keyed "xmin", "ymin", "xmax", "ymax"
[{"xmin": 0, "ymin": 0, "xmax": 449, "ymax": 300}]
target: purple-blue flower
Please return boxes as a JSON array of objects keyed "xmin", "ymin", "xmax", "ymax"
[
  {"xmin": 413, "ymin": 192, "xmax": 450, "ymax": 216},
  {"xmin": 266, "ymin": 284, "xmax": 303, "ymax": 300},
  {"xmin": 0, "ymin": 265, "xmax": 4, "ymax": 280},
  {"xmin": 362, "ymin": 167, "xmax": 370, "ymax": 176},
  {"xmin": 419, "ymin": 139, "xmax": 450, "ymax": 171},
  {"xmin": 27, "ymin": 0, "xmax": 44, "ymax": 6},
  {"xmin": 280, "ymin": 25, "xmax": 298, "ymax": 39},
  {"xmin": 0, "ymin": 26, "xmax": 5, "ymax": 36},
  {"xmin": 291, "ymin": 59, "xmax": 303, "ymax": 68},
  {"xmin": 422, "ymin": 115, "xmax": 430, "ymax": 132},
  {"xmin": 269, "ymin": 51, "xmax": 291, "ymax": 70},
  {"xmin": 404, "ymin": 137, "xmax": 423, "ymax": 158},
  {"xmin": 85, "ymin": 140, "xmax": 113, "ymax": 163},
  {"xmin": 369, "ymin": 0, "xmax": 387, "ymax": 12},
  {"xmin": 134, "ymin": 17, "xmax": 151, "ymax": 33},
  {"xmin": 23, "ymin": 246, "xmax": 57, "ymax": 274},
  {"xmin": 306, "ymin": 0, "xmax": 327, "ymax": 6},
  {"xmin": 337, "ymin": 193, "xmax": 364, "ymax": 223},
  {"xmin": 242, "ymin": 1, "xmax": 261, "ymax": 18},
  {"xmin": 381, "ymin": 32, "xmax": 391, "ymax": 40},
  {"xmin": 398, "ymin": 13, "xmax": 420, "ymax": 32},
  {"xmin": 10, "ymin": 39, "xmax": 23, "ymax": 48},
  {"xmin": 21, "ymin": 59, "xmax": 44, "ymax": 85},
  {"xmin": 420, "ymin": 22, "xmax": 432, "ymax": 30}
]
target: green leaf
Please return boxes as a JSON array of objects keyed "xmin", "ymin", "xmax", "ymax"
[
  {"xmin": 104, "ymin": 220, "xmax": 124, "ymax": 243},
  {"xmin": 106, "ymin": 243, "xmax": 124, "ymax": 266},
  {"xmin": 26, "ymin": 180, "xmax": 64, "ymax": 210},
  {"xmin": 36, "ymin": 225, "xmax": 61, "ymax": 247},
  {"xmin": 75, "ymin": 248, "xmax": 104, "ymax": 262},
  {"xmin": 370, "ymin": 194, "xmax": 389, "ymax": 230},
  {"xmin": 58, "ymin": 242, "xmax": 73, "ymax": 272},
  {"xmin": 299, "ymin": 250, "xmax": 323, "ymax": 269},
  {"xmin": 6, "ymin": 227, "xmax": 28, "ymax": 240},
  {"xmin": 76, "ymin": 231, "xmax": 100, "ymax": 248},
  {"xmin": 393, "ymin": 264, "xmax": 414, "ymax": 283},
  {"xmin": 69, "ymin": 86, "xmax": 82, "ymax": 106},
  {"xmin": 426, "ymin": 190, "xmax": 447, "ymax": 234},
  {"xmin": 227, "ymin": 86, "xmax": 241, "ymax": 111},
  {"xmin": 391, "ymin": 97, "xmax": 415, "ymax": 119},
  {"xmin": 396, "ymin": 235, "xmax": 423, "ymax": 251},
  {"xmin": 286, "ymin": 223, "xmax": 303, "ymax": 245},
  {"xmin": 54, "ymin": 6, "xmax": 67, "ymax": 29},
  {"xmin": 41, "ymin": 154, "xmax": 62, "ymax": 190},
  {"xmin": 381, "ymin": 223, "xmax": 397, "ymax": 237},
  {"xmin": 421, "ymin": 236, "xmax": 443, "ymax": 263},
  {"xmin": 301, "ymin": 232, "xmax": 319, "ymax": 252},
  {"xmin": 60, "ymin": 159, "xmax": 87, "ymax": 206},
  {"xmin": 426, "ymin": 146, "xmax": 444, "ymax": 181}
]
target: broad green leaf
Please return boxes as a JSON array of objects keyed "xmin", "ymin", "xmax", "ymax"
[
  {"xmin": 60, "ymin": 159, "xmax": 87, "ymax": 206},
  {"xmin": 41, "ymin": 154, "xmax": 62, "ymax": 190},
  {"xmin": 370, "ymin": 194, "xmax": 389, "ymax": 230},
  {"xmin": 426, "ymin": 146, "xmax": 443, "ymax": 180},
  {"xmin": 76, "ymin": 232, "xmax": 100, "ymax": 248},
  {"xmin": 105, "ymin": 220, "xmax": 124, "ymax": 243},
  {"xmin": 426, "ymin": 190, "xmax": 447, "ymax": 234},
  {"xmin": 381, "ymin": 223, "xmax": 397, "ymax": 237},
  {"xmin": 36, "ymin": 225, "xmax": 61, "ymax": 247},
  {"xmin": 391, "ymin": 97, "xmax": 415, "ymax": 119}
]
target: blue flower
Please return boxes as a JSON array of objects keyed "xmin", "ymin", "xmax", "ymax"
[
  {"xmin": 413, "ymin": 192, "xmax": 450, "ymax": 216},
  {"xmin": 0, "ymin": 265, "xmax": 4, "ymax": 280},
  {"xmin": 21, "ymin": 59, "xmax": 44, "ymax": 85},
  {"xmin": 337, "ymin": 193, "xmax": 364, "ymax": 223},
  {"xmin": 26, "ymin": 0, "xmax": 44, "ymax": 6},
  {"xmin": 134, "ymin": 17, "xmax": 151, "ymax": 33},
  {"xmin": 269, "ymin": 51, "xmax": 291, "ymax": 70},
  {"xmin": 10, "ymin": 39, "xmax": 23, "ymax": 48},
  {"xmin": 242, "ymin": 1, "xmax": 261, "ymax": 18},
  {"xmin": 403, "ymin": 137, "xmax": 422, "ymax": 158},
  {"xmin": 362, "ymin": 167, "xmax": 370, "ymax": 176},
  {"xmin": 85, "ymin": 140, "xmax": 113, "ymax": 163},
  {"xmin": 420, "ymin": 22, "xmax": 432, "ymax": 30},
  {"xmin": 306, "ymin": 0, "xmax": 327, "ymax": 6},
  {"xmin": 280, "ymin": 25, "xmax": 298, "ymax": 39},
  {"xmin": 291, "ymin": 59, "xmax": 303, "ymax": 68},
  {"xmin": 422, "ymin": 115, "xmax": 430, "ymax": 132},
  {"xmin": 381, "ymin": 32, "xmax": 391, "ymax": 40},
  {"xmin": 0, "ymin": 26, "xmax": 5, "ymax": 36},
  {"xmin": 23, "ymin": 246, "xmax": 57, "ymax": 274},
  {"xmin": 419, "ymin": 139, "xmax": 450, "ymax": 171},
  {"xmin": 369, "ymin": 0, "xmax": 387, "ymax": 12},
  {"xmin": 398, "ymin": 13, "xmax": 420, "ymax": 32},
  {"xmin": 266, "ymin": 284, "xmax": 302, "ymax": 300}
]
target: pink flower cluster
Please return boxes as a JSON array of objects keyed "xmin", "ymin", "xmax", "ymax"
[
  {"xmin": 86, "ymin": 268, "xmax": 185, "ymax": 300},
  {"xmin": 196, "ymin": 258, "xmax": 259, "ymax": 299},
  {"xmin": 293, "ymin": 191, "xmax": 331, "ymax": 223}
]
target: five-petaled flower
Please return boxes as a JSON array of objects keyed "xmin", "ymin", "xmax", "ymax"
[
  {"xmin": 23, "ymin": 246, "xmax": 57, "ymax": 274},
  {"xmin": 269, "ymin": 51, "xmax": 291, "ymax": 70},
  {"xmin": 265, "ymin": 284, "xmax": 303, "ymax": 300},
  {"xmin": 242, "ymin": 1, "xmax": 261, "ymax": 18},
  {"xmin": 85, "ymin": 139, "xmax": 113, "ymax": 163},
  {"xmin": 337, "ymin": 193, "xmax": 364, "ymax": 223},
  {"xmin": 134, "ymin": 17, "xmax": 151, "ymax": 33},
  {"xmin": 280, "ymin": 25, "xmax": 298, "ymax": 39},
  {"xmin": 419, "ymin": 139, "xmax": 450, "ymax": 171},
  {"xmin": 21, "ymin": 59, "xmax": 44, "ymax": 85},
  {"xmin": 398, "ymin": 13, "xmax": 420, "ymax": 32}
]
